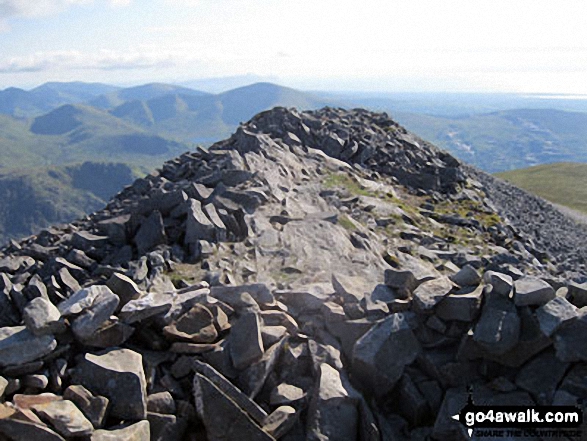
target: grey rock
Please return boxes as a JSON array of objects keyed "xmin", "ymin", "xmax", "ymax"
[
  {"xmin": 412, "ymin": 276, "xmax": 453, "ymax": 312},
  {"xmin": 72, "ymin": 348, "xmax": 147, "ymax": 420},
  {"xmin": 163, "ymin": 304, "xmax": 218, "ymax": 343},
  {"xmin": 473, "ymin": 297, "xmax": 520, "ymax": 355},
  {"xmin": 515, "ymin": 350, "xmax": 569, "ymax": 405},
  {"xmin": 23, "ymin": 297, "xmax": 65, "ymax": 336},
  {"xmin": 211, "ymin": 283, "xmax": 275, "ymax": 308},
  {"xmin": 306, "ymin": 363, "xmax": 359, "ymax": 441},
  {"xmin": 331, "ymin": 273, "xmax": 371, "ymax": 304},
  {"xmin": 270, "ymin": 383, "xmax": 306, "ymax": 406},
  {"xmin": 60, "ymin": 286, "xmax": 120, "ymax": 341},
  {"xmin": 63, "ymin": 385, "xmax": 109, "ymax": 429},
  {"xmin": 106, "ymin": 272, "xmax": 142, "ymax": 309},
  {"xmin": 193, "ymin": 372, "xmax": 274, "ymax": 441},
  {"xmin": 483, "ymin": 271, "xmax": 513, "ymax": 297},
  {"xmin": 536, "ymin": 296, "xmax": 578, "ymax": 337},
  {"xmin": 184, "ymin": 199, "xmax": 215, "ymax": 243},
  {"xmin": 276, "ymin": 284, "xmax": 332, "ymax": 316},
  {"xmin": 514, "ymin": 277, "xmax": 555, "ymax": 306},
  {"xmin": 553, "ymin": 310, "xmax": 587, "ymax": 362},
  {"xmin": 32, "ymin": 399, "xmax": 94, "ymax": 438},
  {"xmin": 147, "ymin": 391, "xmax": 176, "ymax": 415},
  {"xmin": 0, "ymin": 326, "xmax": 57, "ymax": 367},
  {"xmin": 72, "ymin": 231, "xmax": 109, "ymax": 252},
  {"xmin": 261, "ymin": 325, "xmax": 288, "ymax": 348},
  {"xmin": 263, "ymin": 406, "xmax": 298, "ymax": 439},
  {"xmin": 134, "ymin": 210, "xmax": 167, "ymax": 255},
  {"xmin": 90, "ymin": 421, "xmax": 150, "ymax": 441},
  {"xmin": 229, "ymin": 311, "xmax": 265, "ymax": 370},
  {"xmin": 192, "ymin": 360, "xmax": 268, "ymax": 425},
  {"xmin": 436, "ymin": 285, "xmax": 483, "ymax": 322},
  {"xmin": 567, "ymin": 281, "xmax": 587, "ymax": 307},
  {"xmin": 449, "ymin": 264, "xmax": 481, "ymax": 287},
  {"xmin": 238, "ymin": 337, "xmax": 285, "ymax": 399},
  {"xmin": 352, "ymin": 313, "xmax": 421, "ymax": 397},
  {"xmin": 0, "ymin": 403, "xmax": 65, "ymax": 441}
]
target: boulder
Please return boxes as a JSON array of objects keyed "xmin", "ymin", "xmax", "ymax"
[
  {"xmin": 184, "ymin": 199, "xmax": 215, "ymax": 244},
  {"xmin": 163, "ymin": 304, "xmax": 218, "ymax": 343},
  {"xmin": 435, "ymin": 285, "xmax": 483, "ymax": 322},
  {"xmin": 106, "ymin": 273, "xmax": 143, "ymax": 309},
  {"xmin": 0, "ymin": 326, "xmax": 56, "ymax": 367},
  {"xmin": 229, "ymin": 311, "xmax": 264, "ymax": 370},
  {"xmin": 473, "ymin": 297, "xmax": 520, "ymax": 355},
  {"xmin": 0, "ymin": 403, "xmax": 65, "ymax": 441},
  {"xmin": 536, "ymin": 296, "xmax": 578, "ymax": 337},
  {"xmin": 514, "ymin": 277, "xmax": 555, "ymax": 306},
  {"xmin": 553, "ymin": 311, "xmax": 587, "ymax": 362},
  {"xmin": 134, "ymin": 210, "xmax": 167, "ymax": 255},
  {"xmin": 64, "ymin": 385, "xmax": 109, "ymax": 429},
  {"xmin": 31, "ymin": 400, "xmax": 94, "ymax": 438},
  {"xmin": 306, "ymin": 363, "xmax": 359, "ymax": 441},
  {"xmin": 449, "ymin": 265, "xmax": 481, "ymax": 287},
  {"xmin": 483, "ymin": 271, "xmax": 513, "ymax": 297},
  {"xmin": 22, "ymin": 297, "xmax": 65, "ymax": 336},
  {"xmin": 412, "ymin": 276, "xmax": 453, "ymax": 312},
  {"xmin": 72, "ymin": 348, "xmax": 147, "ymax": 420},
  {"xmin": 193, "ymin": 372, "xmax": 274, "ymax": 441},
  {"xmin": 352, "ymin": 313, "xmax": 421, "ymax": 397},
  {"xmin": 263, "ymin": 406, "xmax": 298, "ymax": 439}
]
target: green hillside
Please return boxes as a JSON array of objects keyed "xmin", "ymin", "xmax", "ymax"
[
  {"xmin": 0, "ymin": 162, "xmax": 145, "ymax": 241},
  {"xmin": 496, "ymin": 162, "xmax": 587, "ymax": 214},
  {"xmin": 394, "ymin": 109, "xmax": 587, "ymax": 172}
]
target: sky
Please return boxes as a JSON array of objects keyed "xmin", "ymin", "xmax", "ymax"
[{"xmin": 0, "ymin": 0, "xmax": 586, "ymax": 93}]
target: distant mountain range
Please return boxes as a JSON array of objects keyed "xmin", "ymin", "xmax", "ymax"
[{"xmin": 1, "ymin": 80, "xmax": 587, "ymax": 242}]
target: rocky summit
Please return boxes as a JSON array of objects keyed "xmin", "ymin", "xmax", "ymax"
[{"xmin": 0, "ymin": 106, "xmax": 586, "ymax": 440}]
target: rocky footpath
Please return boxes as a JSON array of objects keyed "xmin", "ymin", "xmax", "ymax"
[{"xmin": 0, "ymin": 107, "xmax": 586, "ymax": 440}]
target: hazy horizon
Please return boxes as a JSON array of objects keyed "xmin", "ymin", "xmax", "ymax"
[{"xmin": 1, "ymin": 0, "xmax": 586, "ymax": 94}]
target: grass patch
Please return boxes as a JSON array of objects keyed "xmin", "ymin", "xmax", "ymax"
[
  {"xmin": 338, "ymin": 214, "xmax": 357, "ymax": 230},
  {"xmin": 496, "ymin": 162, "xmax": 587, "ymax": 214}
]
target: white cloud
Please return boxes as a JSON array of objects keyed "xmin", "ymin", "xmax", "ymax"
[
  {"xmin": 0, "ymin": 48, "xmax": 174, "ymax": 73},
  {"xmin": 0, "ymin": 0, "xmax": 129, "ymax": 19}
]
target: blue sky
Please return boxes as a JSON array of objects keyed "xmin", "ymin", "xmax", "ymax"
[{"xmin": 1, "ymin": 0, "xmax": 586, "ymax": 93}]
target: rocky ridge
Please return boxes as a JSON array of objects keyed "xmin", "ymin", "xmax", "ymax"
[{"xmin": 0, "ymin": 107, "xmax": 586, "ymax": 440}]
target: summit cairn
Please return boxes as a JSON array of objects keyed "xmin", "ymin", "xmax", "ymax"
[{"xmin": 0, "ymin": 107, "xmax": 586, "ymax": 440}]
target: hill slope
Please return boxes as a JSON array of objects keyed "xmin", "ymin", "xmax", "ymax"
[
  {"xmin": 0, "ymin": 107, "xmax": 586, "ymax": 441},
  {"xmin": 496, "ymin": 162, "xmax": 587, "ymax": 214},
  {"xmin": 394, "ymin": 108, "xmax": 587, "ymax": 172}
]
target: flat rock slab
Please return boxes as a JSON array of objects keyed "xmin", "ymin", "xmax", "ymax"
[
  {"xmin": 72, "ymin": 348, "xmax": 147, "ymax": 420},
  {"xmin": 514, "ymin": 277, "xmax": 555, "ymax": 306},
  {"xmin": 64, "ymin": 385, "xmax": 109, "ymax": 429},
  {"xmin": 0, "ymin": 326, "xmax": 57, "ymax": 367},
  {"xmin": 32, "ymin": 400, "xmax": 94, "ymax": 438},
  {"xmin": 90, "ymin": 421, "xmax": 150, "ymax": 441},
  {"xmin": 0, "ymin": 403, "xmax": 65, "ymax": 441},
  {"xmin": 483, "ymin": 271, "xmax": 513, "ymax": 297},
  {"xmin": 193, "ymin": 372, "xmax": 275, "ymax": 441}
]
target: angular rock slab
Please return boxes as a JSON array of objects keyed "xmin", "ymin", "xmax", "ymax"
[
  {"xmin": 23, "ymin": 297, "xmax": 64, "ymax": 336},
  {"xmin": 536, "ymin": 296, "xmax": 578, "ymax": 337},
  {"xmin": 229, "ymin": 311, "xmax": 265, "ymax": 370},
  {"xmin": 0, "ymin": 403, "xmax": 65, "ymax": 441},
  {"xmin": 32, "ymin": 400, "xmax": 94, "ymax": 438},
  {"xmin": 0, "ymin": 326, "xmax": 57, "ymax": 367},
  {"xmin": 473, "ymin": 299, "xmax": 520, "ymax": 355},
  {"xmin": 307, "ymin": 363, "xmax": 359, "ymax": 441},
  {"xmin": 514, "ymin": 277, "xmax": 555, "ymax": 306},
  {"xmin": 193, "ymin": 373, "xmax": 275, "ymax": 441},
  {"xmin": 90, "ymin": 421, "xmax": 150, "ymax": 441},
  {"xmin": 352, "ymin": 313, "xmax": 420, "ymax": 397},
  {"xmin": 412, "ymin": 276, "xmax": 453, "ymax": 312},
  {"xmin": 163, "ymin": 304, "xmax": 218, "ymax": 343},
  {"xmin": 72, "ymin": 348, "xmax": 147, "ymax": 421}
]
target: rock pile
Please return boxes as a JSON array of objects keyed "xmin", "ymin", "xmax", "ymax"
[{"xmin": 0, "ymin": 107, "xmax": 585, "ymax": 440}]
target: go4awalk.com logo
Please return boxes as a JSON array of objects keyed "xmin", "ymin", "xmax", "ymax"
[{"xmin": 451, "ymin": 395, "xmax": 583, "ymax": 438}]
